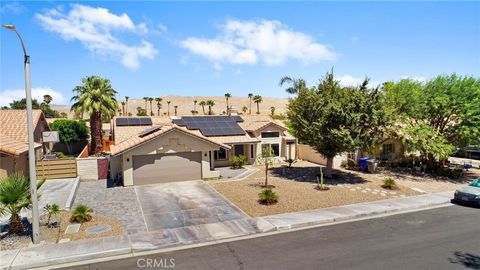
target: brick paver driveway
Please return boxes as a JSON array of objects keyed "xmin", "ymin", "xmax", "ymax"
[
  {"xmin": 74, "ymin": 180, "xmax": 250, "ymax": 235},
  {"xmin": 134, "ymin": 180, "xmax": 248, "ymax": 231}
]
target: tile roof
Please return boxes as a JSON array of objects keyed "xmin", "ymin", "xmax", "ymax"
[
  {"xmin": 0, "ymin": 110, "xmax": 45, "ymax": 142},
  {"xmin": 208, "ymin": 135, "xmax": 260, "ymax": 144},
  {"xmin": 0, "ymin": 110, "xmax": 46, "ymax": 156},
  {"xmin": 110, "ymin": 125, "xmax": 230, "ymax": 156},
  {"xmin": 112, "ymin": 116, "xmax": 172, "ymax": 143}
]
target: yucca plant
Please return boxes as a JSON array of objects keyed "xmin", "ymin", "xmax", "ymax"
[
  {"xmin": 44, "ymin": 203, "xmax": 61, "ymax": 227},
  {"xmin": 70, "ymin": 204, "xmax": 93, "ymax": 223},
  {"xmin": 382, "ymin": 177, "xmax": 397, "ymax": 190},
  {"xmin": 259, "ymin": 189, "xmax": 278, "ymax": 205},
  {"xmin": 0, "ymin": 172, "xmax": 45, "ymax": 234}
]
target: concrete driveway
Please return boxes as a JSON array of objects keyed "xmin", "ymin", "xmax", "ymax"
[{"xmin": 134, "ymin": 180, "xmax": 249, "ymax": 231}]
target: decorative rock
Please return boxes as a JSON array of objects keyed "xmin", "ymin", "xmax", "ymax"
[
  {"xmin": 86, "ymin": 224, "xmax": 112, "ymax": 234},
  {"xmin": 389, "ymin": 191, "xmax": 397, "ymax": 195},
  {"xmin": 365, "ymin": 188, "xmax": 371, "ymax": 191},
  {"xmin": 361, "ymin": 190, "xmax": 367, "ymax": 193},
  {"xmin": 380, "ymin": 193, "xmax": 387, "ymax": 197},
  {"xmin": 58, "ymin": 238, "xmax": 71, "ymax": 243},
  {"xmin": 65, "ymin": 223, "xmax": 81, "ymax": 234}
]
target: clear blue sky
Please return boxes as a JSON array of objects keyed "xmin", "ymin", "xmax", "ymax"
[{"xmin": 1, "ymin": 1, "xmax": 479, "ymax": 105}]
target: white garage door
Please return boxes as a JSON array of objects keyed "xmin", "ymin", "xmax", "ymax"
[{"xmin": 133, "ymin": 152, "xmax": 202, "ymax": 185}]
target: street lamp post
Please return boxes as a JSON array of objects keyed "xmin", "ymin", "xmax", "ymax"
[{"xmin": 3, "ymin": 24, "xmax": 40, "ymax": 244}]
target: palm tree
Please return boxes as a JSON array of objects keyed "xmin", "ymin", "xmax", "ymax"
[
  {"xmin": 193, "ymin": 100, "xmax": 198, "ymax": 115},
  {"xmin": 279, "ymin": 76, "xmax": 306, "ymax": 95},
  {"xmin": 248, "ymin": 93, "xmax": 253, "ymax": 115},
  {"xmin": 270, "ymin": 106, "xmax": 275, "ymax": 116},
  {"xmin": 121, "ymin": 101, "xmax": 126, "ymax": 115},
  {"xmin": 0, "ymin": 173, "xmax": 45, "ymax": 234},
  {"xmin": 125, "ymin": 96, "xmax": 129, "ymax": 115},
  {"xmin": 199, "ymin": 101, "xmax": 206, "ymax": 115},
  {"xmin": 148, "ymin": 97, "xmax": 154, "ymax": 116},
  {"xmin": 143, "ymin": 97, "xmax": 149, "ymax": 111},
  {"xmin": 224, "ymin": 93, "xmax": 231, "ymax": 113},
  {"xmin": 206, "ymin": 100, "xmax": 215, "ymax": 115},
  {"xmin": 71, "ymin": 76, "xmax": 118, "ymax": 155},
  {"xmin": 43, "ymin": 203, "xmax": 60, "ymax": 227},
  {"xmin": 253, "ymin": 95, "xmax": 262, "ymax": 114},
  {"xmin": 242, "ymin": 106, "xmax": 248, "ymax": 114},
  {"xmin": 167, "ymin": 101, "xmax": 171, "ymax": 116},
  {"xmin": 174, "ymin": 105, "xmax": 178, "ymax": 116},
  {"xmin": 43, "ymin": 94, "xmax": 52, "ymax": 105},
  {"xmin": 118, "ymin": 109, "xmax": 122, "ymax": 116},
  {"xmin": 155, "ymin": 97, "xmax": 163, "ymax": 116}
]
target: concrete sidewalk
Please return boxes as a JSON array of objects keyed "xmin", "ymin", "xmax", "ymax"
[{"xmin": 0, "ymin": 191, "xmax": 454, "ymax": 270}]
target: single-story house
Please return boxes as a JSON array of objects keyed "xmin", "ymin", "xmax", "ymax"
[
  {"xmin": 0, "ymin": 110, "xmax": 50, "ymax": 177},
  {"xmin": 108, "ymin": 115, "xmax": 296, "ymax": 186}
]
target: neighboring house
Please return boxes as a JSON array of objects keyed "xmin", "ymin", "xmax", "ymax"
[
  {"xmin": 108, "ymin": 115, "xmax": 296, "ymax": 186},
  {"xmin": 0, "ymin": 110, "xmax": 50, "ymax": 177},
  {"xmin": 368, "ymin": 138, "xmax": 406, "ymax": 162}
]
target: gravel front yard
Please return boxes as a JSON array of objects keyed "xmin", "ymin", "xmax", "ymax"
[{"xmin": 211, "ymin": 162, "xmax": 421, "ymax": 217}]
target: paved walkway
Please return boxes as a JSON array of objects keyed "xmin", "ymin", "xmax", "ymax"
[{"xmin": 0, "ymin": 191, "xmax": 455, "ymax": 270}]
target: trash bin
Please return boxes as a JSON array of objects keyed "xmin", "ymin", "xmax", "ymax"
[
  {"xmin": 367, "ymin": 159, "xmax": 378, "ymax": 173},
  {"xmin": 358, "ymin": 157, "xmax": 370, "ymax": 172}
]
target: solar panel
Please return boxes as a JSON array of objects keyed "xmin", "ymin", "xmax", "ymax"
[
  {"xmin": 128, "ymin": 118, "xmax": 140, "ymax": 126},
  {"xmin": 138, "ymin": 126, "xmax": 161, "ymax": 137},
  {"xmin": 139, "ymin": 118, "xmax": 152, "ymax": 125},
  {"xmin": 172, "ymin": 116, "xmax": 245, "ymax": 136},
  {"xmin": 116, "ymin": 118, "xmax": 129, "ymax": 126}
]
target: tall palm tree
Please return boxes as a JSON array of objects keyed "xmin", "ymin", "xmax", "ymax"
[
  {"xmin": 0, "ymin": 173, "xmax": 44, "ymax": 234},
  {"xmin": 248, "ymin": 93, "xmax": 253, "ymax": 115},
  {"xmin": 206, "ymin": 100, "xmax": 215, "ymax": 115},
  {"xmin": 43, "ymin": 94, "xmax": 52, "ymax": 105},
  {"xmin": 71, "ymin": 76, "xmax": 118, "ymax": 155},
  {"xmin": 121, "ymin": 101, "xmax": 126, "ymax": 115},
  {"xmin": 270, "ymin": 106, "xmax": 275, "ymax": 116},
  {"xmin": 242, "ymin": 106, "xmax": 248, "ymax": 114},
  {"xmin": 143, "ymin": 97, "xmax": 149, "ymax": 111},
  {"xmin": 199, "ymin": 101, "xmax": 206, "ymax": 115},
  {"xmin": 125, "ymin": 96, "xmax": 129, "ymax": 115},
  {"xmin": 174, "ymin": 105, "xmax": 178, "ymax": 116},
  {"xmin": 193, "ymin": 100, "xmax": 198, "ymax": 115},
  {"xmin": 279, "ymin": 76, "xmax": 306, "ymax": 95},
  {"xmin": 253, "ymin": 95, "xmax": 262, "ymax": 114},
  {"xmin": 167, "ymin": 101, "xmax": 171, "ymax": 116},
  {"xmin": 155, "ymin": 97, "xmax": 163, "ymax": 116},
  {"xmin": 148, "ymin": 97, "xmax": 154, "ymax": 116},
  {"xmin": 224, "ymin": 93, "xmax": 231, "ymax": 113}
]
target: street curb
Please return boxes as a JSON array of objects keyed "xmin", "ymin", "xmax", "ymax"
[
  {"xmin": 3, "ymin": 191, "xmax": 455, "ymax": 270},
  {"xmin": 64, "ymin": 177, "xmax": 80, "ymax": 210}
]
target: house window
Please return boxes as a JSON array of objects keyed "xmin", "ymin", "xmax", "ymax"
[
  {"xmin": 234, "ymin": 145, "xmax": 244, "ymax": 156},
  {"xmin": 214, "ymin": 148, "xmax": 228, "ymax": 160},
  {"xmin": 250, "ymin": 144, "xmax": 254, "ymax": 159},
  {"xmin": 262, "ymin": 143, "xmax": 280, "ymax": 157},
  {"xmin": 381, "ymin": 143, "xmax": 394, "ymax": 160},
  {"xmin": 261, "ymin": 132, "xmax": 280, "ymax": 138}
]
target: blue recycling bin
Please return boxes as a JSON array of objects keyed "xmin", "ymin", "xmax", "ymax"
[{"xmin": 358, "ymin": 157, "xmax": 370, "ymax": 172}]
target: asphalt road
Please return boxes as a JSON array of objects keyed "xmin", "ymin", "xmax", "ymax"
[{"xmin": 63, "ymin": 205, "xmax": 480, "ymax": 270}]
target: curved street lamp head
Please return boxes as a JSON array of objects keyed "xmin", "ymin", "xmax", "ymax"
[{"xmin": 2, "ymin": 24, "xmax": 16, "ymax": 31}]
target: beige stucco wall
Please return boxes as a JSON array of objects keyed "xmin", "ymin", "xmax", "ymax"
[
  {"xmin": 254, "ymin": 125, "xmax": 285, "ymax": 159},
  {"xmin": 298, "ymin": 144, "xmax": 346, "ymax": 168},
  {"xmin": 0, "ymin": 154, "xmax": 28, "ymax": 178},
  {"xmin": 76, "ymin": 157, "xmax": 100, "ymax": 180},
  {"xmin": 120, "ymin": 129, "xmax": 222, "ymax": 186},
  {"xmin": 215, "ymin": 144, "xmax": 256, "ymax": 167}
]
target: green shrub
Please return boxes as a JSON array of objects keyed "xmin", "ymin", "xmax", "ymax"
[
  {"xmin": 258, "ymin": 189, "xmax": 278, "ymax": 205},
  {"xmin": 382, "ymin": 178, "xmax": 397, "ymax": 190},
  {"xmin": 55, "ymin": 152, "xmax": 65, "ymax": 159},
  {"xmin": 230, "ymin": 155, "xmax": 247, "ymax": 169},
  {"xmin": 70, "ymin": 204, "xmax": 93, "ymax": 223},
  {"xmin": 44, "ymin": 203, "xmax": 61, "ymax": 227}
]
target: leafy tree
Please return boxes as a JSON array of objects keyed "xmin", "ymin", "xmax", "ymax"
[
  {"xmin": 225, "ymin": 93, "xmax": 231, "ymax": 113},
  {"xmin": 136, "ymin": 106, "xmax": 147, "ymax": 116},
  {"xmin": 206, "ymin": 100, "xmax": 215, "ymax": 115},
  {"xmin": 385, "ymin": 74, "xmax": 480, "ymax": 166},
  {"xmin": 199, "ymin": 101, "xmax": 206, "ymax": 115},
  {"xmin": 256, "ymin": 146, "xmax": 276, "ymax": 187},
  {"xmin": 242, "ymin": 106, "xmax": 248, "ymax": 114},
  {"xmin": 248, "ymin": 93, "xmax": 253, "ymax": 115},
  {"xmin": 288, "ymin": 71, "xmax": 389, "ymax": 177},
  {"xmin": 50, "ymin": 119, "xmax": 89, "ymax": 154},
  {"xmin": 10, "ymin": 98, "xmax": 40, "ymax": 109},
  {"xmin": 0, "ymin": 173, "xmax": 45, "ymax": 234},
  {"xmin": 71, "ymin": 76, "xmax": 118, "ymax": 156},
  {"xmin": 253, "ymin": 95, "xmax": 262, "ymax": 114}
]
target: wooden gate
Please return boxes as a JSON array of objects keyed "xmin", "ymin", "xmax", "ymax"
[{"xmin": 36, "ymin": 159, "xmax": 77, "ymax": 180}]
